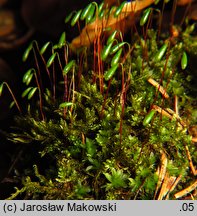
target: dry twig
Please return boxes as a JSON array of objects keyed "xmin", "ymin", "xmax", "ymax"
[{"xmin": 174, "ymin": 179, "xmax": 197, "ymax": 199}]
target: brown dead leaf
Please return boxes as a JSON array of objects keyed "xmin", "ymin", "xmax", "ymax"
[
  {"xmin": 0, "ymin": 0, "xmax": 6, "ymax": 6},
  {"xmin": 70, "ymin": 0, "xmax": 155, "ymax": 49},
  {"xmin": 188, "ymin": 4, "xmax": 197, "ymax": 20},
  {"xmin": 104, "ymin": 0, "xmax": 121, "ymax": 8},
  {"xmin": 177, "ymin": 0, "xmax": 193, "ymax": 6},
  {"xmin": 0, "ymin": 10, "xmax": 15, "ymax": 37}
]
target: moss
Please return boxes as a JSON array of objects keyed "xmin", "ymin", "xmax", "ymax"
[{"xmin": 1, "ymin": 1, "xmax": 196, "ymax": 200}]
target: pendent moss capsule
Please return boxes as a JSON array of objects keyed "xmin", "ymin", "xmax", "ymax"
[
  {"xmin": 111, "ymin": 48, "xmax": 122, "ymax": 66},
  {"xmin": 114, "ymin": 1, "xmax": 127, "ymax": 17},
  {"xmin": 99, "ymin": 9, "xmax": 105, "ymax": 18},
  {"xmin": 86, "ymin": 4, "xmax": 96, "ymax": 23},
  {"xmin": 80, "ymin": 3, "xmax": 92, "ymax": 20},
  {"xmin": 22, "ymin": 42, "xmax": 33, "ymax": 62},
  {"xmin": 98, "ymin": 2, "xmax": 104, "ymax": 14},
  {"xmin": 107, "ymin": 30, "xmax": 118, "ymax": 45},
  {"xmin": 23, "ymin": 69, "xmax": 35, "ymax": 86},
  {"xmin": 110, "ymin": 42, "xmax": 126, "ymax": 54},
  {"xmin": 104, "ymin": 64, "xmax": 119, "ymax": 81},
  {"xmin": 46, "ymin": 53, "xmax": 57, "ymax": 68},
  {"xmin": 59, "ymin": 102, "xmax": 73, "ymax": 108},
  {"xmin": 9, "ymin": 101, "xmax": 15, "ymax": 109},
  {"xmin": 143, "ymin": 110, "xmax": 156, "ymax": 126},
  {"xmin": 40, "ymin": 42, "xmax": 50, "ymax": 55},
  {"xmin": 101, "ymin": 41, "xmax": 114, "ymax": 61},
  {"xmin": 63, "ymin": 60, "xmax": 76, "ymax": 75},
  {"xmin": 71, "ymin": 10, "xmax": 82, "ymax": 26},
  {"xmin": 140, "ymin": 8, "xmax": 151, "ymax": 26},
  {"xmin": 27, "ymin": 87, "xmax": 38, "ymax": 100},
  {"xmin": 58, "ymin": 32, "xmax": 66, "ymax": 48},
  {"xmin": 155, "ymin": 43, "xmax": 168, "ymax": 62},
  {"xmin": 22, "ymin": 87, "xmax": 33, "ymax": 98},
  {"xmin": 0, "ymin": 82, "xmax": 4, "ymax": 96},
  {"xmin": 181, "ymin": 51, "xmax": 188, "ymax": 70},
  {"xmin": 65, "ymin": 11, "xmax": 74, "ymax": 23}
]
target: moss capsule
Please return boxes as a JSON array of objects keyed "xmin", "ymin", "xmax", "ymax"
[
  {"xmin": 71, "ymin": 10, "xmax": 82, "ymax": 26},
  {"xmin": 111, "ymin": 48, "xmax": 122, "ymax": 66},
  {"xmin": 59, "ymin": 102, "xmax": 73, "ymax": 108},
  {"xmin": 0, "ymin": 82, "xmax": 4, "ymax": 96},
  {"xmin": 58, "ymin": 32, "xmax": 66, "ymax": 48},
  {"xmin": 22, "ymin": 87, "xmax": 33, "ymax": 98},
  {"xmin": 24, "ymin": 73, "xmax": 34, "ymax": 86},
  {"xmin": 107, "ymin": 30, "xmax": 118, "ymax": 45},
  {"xmin": 40, "ymin": 42, "xmax": 50, "ymax": 55},
  {"xmin": 101, "ymin": 41, "xmax": 114, "ymax": 61},
  {"xmin": 63, "ymin": 60, "xmax": 76, "ymax": 75},
  {"xmin": 155, "ymin": 43, "xmax": 168, "ymax": 61},
  {"xmin": 110, "ymin": 42, "xmax": 126, "ymax": 54},
  {"xmin": 114, "ymin": 1, "xmax": 127, "ymax": 17},
  {"xmin": 99, "ymin": 9, "xmax": 105, "ymax": 18},
  {"xmin": 23, "ymin": 69, "xmax": 34, "ymax": 84},
  {"xmin": 140, "ymin": 8, "xmax": 151, "ymax": 26},
  {"xmin": 98, "ymin": 2, "xmax": 104, "ymax": 14},
  {"xmin": 22, "ymin": 42, "xmax": 33, "ymax": 62},
  {"xmin": 46, "ymin": 53, "xmax": 56, "ymax": 68},
  {"xmin": 9, "ymin": 101, "xmax": 15, "ymax": 109},
  {"xmin": 181, "ymin": 51, "xmax": 188, "ymax": 70},
  {"xmin": 143, "ymin": 110, "xmax": 156, "ymax": 126},
  {"xmin": 65, "ymin": 11, "xmax": 74, "ymax": 23},
  {"xmin": 104, "ymin": 64, "xmax": 119, "ymax": 81},
  {"xmin": 27, "ymin": 87, "xmax": 37, "ymax": 100},
  {"xmin": 86, "ymin": 4, "xmax": 95, "ymax": 23},
  {"xmin": 80, "ymin": 3, "xmax": 92, "ymax": 20}
]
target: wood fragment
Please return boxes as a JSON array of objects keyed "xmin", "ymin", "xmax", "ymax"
[
  {"xmin": 154, "ymin": 151, "xmax": 168, "ymax": 199},
  {"xmin": 174, "ymin": 95, "xmax": 179, "ymax": 116},
  {"xmin": 158, "ymin": 172, "xmax": 169, "ymax": 200},
  {"xmin": 152, "ymin": 105, "xmax": 172, "ymax": 119},
  {"xmin": 165, "ymin": 108, "xmax": 187, "ymax": 127},
  {"xmin": 148, "ymin": 78, "xmax": 169, "ymax": 99},
  {"xmin": 165, "ymin": 174, "xmax": 182, "ymax": 200},
  {"xmin": 177, "ymin": 0, "xmax": 193, "ymax": 6},
  {"xmin": 188, "ymin": 4, "xmax": 197, "ymax": 20},
  {"xmin": 189, "ymin": 125, "xmax": 197, "ymax": 143},
  {"xmin": 81, "ymin": 133, "xmax": 85, "ymax": 144},
  {"xmin": 169, "ymin": 174, "xmax": 182, "ymax": 193},
  {"xmin": 185, "ymin": 145, "xmax": 197, "ymax": 176},
  {"xmin": 158, "ymin": 173, "xmax": 176, "ymax": 200},
  {"xmin": 174, "ymin": 179, "xmax": 197, "ymax": 199},
  {"xmin": 152, "ymin": 105, "xmax": 186, "ymax": 128}
]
